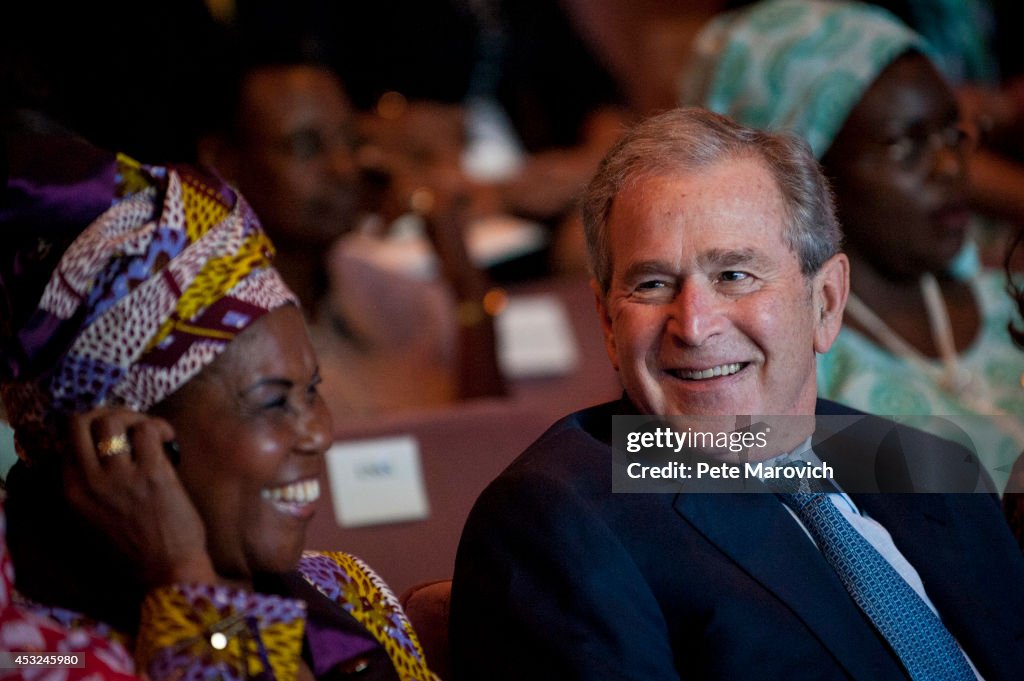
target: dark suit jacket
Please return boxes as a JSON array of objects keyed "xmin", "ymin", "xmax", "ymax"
[{"xmin": 450, "ymin": 399, "xmax": 1024, "ymax": 680}]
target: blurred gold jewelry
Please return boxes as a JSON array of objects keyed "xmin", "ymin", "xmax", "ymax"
[{"xmin": 98, "ymin": 433, "xmax": 131, "ymax": 458}]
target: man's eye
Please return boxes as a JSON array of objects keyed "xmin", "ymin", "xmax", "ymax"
[
  {"xmin": 719, "ymin": 271, "xmax": 749, "ymax": 283},
  {"xmin": 262, "ymin": 396, "xmax": 289, "ymax": 410},
  {"xmin": 632, "ymin": 279, "xmax": 676, "ymax": 301}
]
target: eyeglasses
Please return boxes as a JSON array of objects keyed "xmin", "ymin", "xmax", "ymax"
[{"xmin": 883, "ymin": 123, "xmax": 974, "ymax": 170}]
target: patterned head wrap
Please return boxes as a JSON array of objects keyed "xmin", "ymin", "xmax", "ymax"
[
  {"xmin": 0, "ymin": 126, "xmax": 297, "ymax": 454},
  {"xmin": 899, "ymin": 0, "xmax": 998, "ymax": 85},
  {"xmin": 680, "ymin": 0, "xmax": 927, "ymax": 158}
]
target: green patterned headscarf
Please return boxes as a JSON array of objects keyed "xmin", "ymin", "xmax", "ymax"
[
  {"xmin": 681, "ymin": 0, "xmax": 928, "ymax": 159},
  {"xmin": 902, "ymin": 0, "xmax": 998, "ymax": 85}
]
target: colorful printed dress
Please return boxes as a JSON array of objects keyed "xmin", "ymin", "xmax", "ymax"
[{"xmin": 0, "ymin": 508, "xmax": 438, "ymax": 681}]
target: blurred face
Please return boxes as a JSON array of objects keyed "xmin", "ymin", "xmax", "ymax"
[
  {"xmin": 234, "ymin": 66, "xmax": 360, "ymax": 249},
  {"xmin": 357, "ymin": 101, "xmax": 502, "ymax": 222},
  {"xmin": 596, "ymin": 157, "xmax": 847, "ymax": 418},
  {"xmin": 158, "ymin": 305, "xmax": 332, "ymax": 580},
  {"xmin": 823, "ymin": 53, "xmax": 970, "ymax": 278}
]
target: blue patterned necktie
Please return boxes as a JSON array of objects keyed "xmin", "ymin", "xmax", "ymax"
[{"xmin": 778, "ymin": 489, "xmax": 975, "ymax": 681}]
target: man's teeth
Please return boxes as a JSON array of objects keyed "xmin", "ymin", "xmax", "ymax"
[
  {"xmin": 261, "ymin": 479, "xmax": 320, "ymax": 504},
  {"xmin": 677, "ymin": 363, "xmax": 743, "ymax": 380}
]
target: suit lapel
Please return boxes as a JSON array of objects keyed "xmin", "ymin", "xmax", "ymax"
[{"xmin": 673, "ymin": 492, "xmax": 904, "ymax": 680}]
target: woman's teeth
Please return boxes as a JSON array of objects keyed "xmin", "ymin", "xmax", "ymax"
[{"xmin": 261, "ymin": 478, "xmax": 321, "ymax": 504}]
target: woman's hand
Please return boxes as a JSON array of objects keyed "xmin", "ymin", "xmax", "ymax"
[{"xmin": 61, "ymin": 408, "xmax": 218, "ymax": 589}]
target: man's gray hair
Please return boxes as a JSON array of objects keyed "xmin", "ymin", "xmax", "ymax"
[{"xmin": 582, "ymin": 107, "xmax": 841, "ymax": 294}]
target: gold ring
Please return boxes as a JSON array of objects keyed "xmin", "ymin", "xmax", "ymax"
[{"xmin": 97, "ymin": 433, "xmax": 131, "ymax": 458}]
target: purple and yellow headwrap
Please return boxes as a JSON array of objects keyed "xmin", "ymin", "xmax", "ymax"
[{"xmin": 0, "ymin": 127, "xmax": 297, "ymax": 453}]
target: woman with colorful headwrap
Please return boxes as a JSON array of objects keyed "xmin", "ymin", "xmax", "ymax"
[
  {"xmin": 0, "ymin": 115, "xmax": 438, "ymax": 681},
  {"xmin": 682, "ymin": 0, "xmax": 1024, "ymax": 490}
]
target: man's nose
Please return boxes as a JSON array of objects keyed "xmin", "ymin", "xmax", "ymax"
[{"xmin": 665, "ymin": 280, "xmax": 727, "ymax": 347}]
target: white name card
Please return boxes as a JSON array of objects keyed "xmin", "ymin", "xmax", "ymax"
[
  {"xmin": 325, "ymin": 435, "xmax": 430, "ymax": 528},
  {"xmin": 497, "ymin": 294, "xmax": 580, "ymax": 378}
]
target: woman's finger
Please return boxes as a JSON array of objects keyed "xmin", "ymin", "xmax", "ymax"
[{"xmin": 129, "ymin": 416, "xmax": 177, "ymax": 477}]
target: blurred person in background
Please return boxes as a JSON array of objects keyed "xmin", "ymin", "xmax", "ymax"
[
  {"xmin": 683, "ymin": 0, "xmax": 1024, "ymax": 487},
  {"xmin": 1000, "ymin": 227, "xmax": 1024, "ymax": 549},
  {"xmin": 234, "ymin": 0, "xmax": 631, "ymax": 277},
  {"xmin": 721, "ymin": 0, "xmax": 1024, "ymax": 267},
  {"xmin": 198, "ymin": 55, "xmax": 506, "ymax": 418}
]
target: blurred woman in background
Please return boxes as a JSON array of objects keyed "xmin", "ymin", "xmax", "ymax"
[{"xmin": 683, "ymin": 0, "xmax": 1024, "ymax": 486}]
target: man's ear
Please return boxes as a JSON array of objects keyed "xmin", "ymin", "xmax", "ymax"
[
  {"xmin": 591, "ymin": 278, "xmax": 620, "ymax": 371},
  {"xmin": 196, "ymin": 134, "xmax": 240, "ymax": 182},
  {"xmin": 811, "ymin": 252, "xmax": 849, "ymax": 354}
]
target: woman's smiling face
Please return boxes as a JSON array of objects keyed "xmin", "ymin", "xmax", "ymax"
[{"xmin": 155, "ymin": 304, "xmax": 332, "ymax": 581}]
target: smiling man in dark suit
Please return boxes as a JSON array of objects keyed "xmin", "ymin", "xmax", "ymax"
[{"xmin": 450, "ymin": 108, "xmax": 1024, "ymax": 680}]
